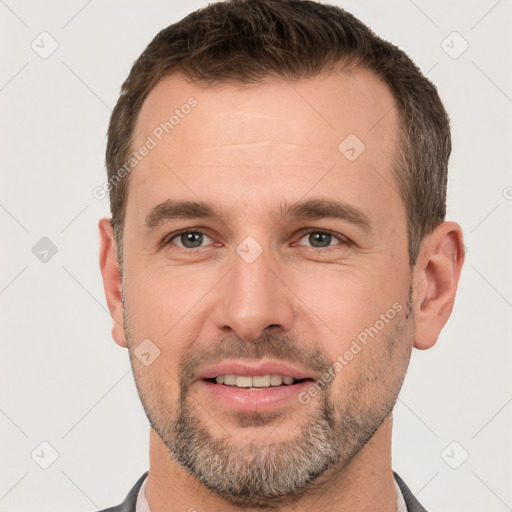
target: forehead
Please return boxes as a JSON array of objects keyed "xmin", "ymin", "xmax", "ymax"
[
  {"xmin": 135, "ymin": 69, "xmax": 397, "ymax": 154},
  {"xmin": 127, "ymin": 69, "xmax": 400, "ymax": 224}
]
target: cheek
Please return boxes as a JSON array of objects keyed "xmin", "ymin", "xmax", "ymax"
[
  {"xmin": 326, "ymin": 310, "xmax": 413, "ymax": 411},
  {"xmin": 130, "ymin": 355, "xmax": 182, "ymax": 423},
  {"xmin": 291, "ymin": 265, "xmax": 411, "ymax": 391},
  {"xmin": 123, "ymin": 267, "xmax": 214, "ymax": 342},
  {"xmin": 294, "ymin": 266, "xmax": 403, "ymax": 343}
]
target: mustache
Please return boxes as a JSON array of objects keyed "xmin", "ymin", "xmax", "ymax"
[{"xmin": 177, "ymin": 332, "xmax": 333, "ymax": 386}]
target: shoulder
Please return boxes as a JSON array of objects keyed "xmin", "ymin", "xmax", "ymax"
[
  {"xmin": 393, "ymin": 472, "xmax": 430, "ymax": 512},
  {"xmin": 96, "ymin": 471, "xmax": 149, "ymax": 512}
]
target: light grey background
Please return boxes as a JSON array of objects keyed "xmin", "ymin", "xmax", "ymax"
[{"xmin": 1, "ymin": 1, "xmax": 511, "ymax": 511}]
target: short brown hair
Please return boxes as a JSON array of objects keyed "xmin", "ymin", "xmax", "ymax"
[{"xmin": 106, "ymin": 0, "xmax": 450, "ymax": 268}]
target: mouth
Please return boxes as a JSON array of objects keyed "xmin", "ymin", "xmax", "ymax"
[
  {"xmin": 195, "ymin": 361, "xmax": 318, "ymax": 412},
  {"xmin": 203, "ymin": 374, "xmax": 312, "ymax": 389}
]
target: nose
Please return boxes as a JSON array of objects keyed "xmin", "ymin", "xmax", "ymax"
[{"xmin": 212, "ymin": 246, "xmax": 295, "ymax": 341}]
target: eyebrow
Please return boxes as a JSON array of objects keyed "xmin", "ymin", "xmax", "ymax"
[
  {"xmin": 145, "ymin": 200, "xmax": 220, "ymax": 228},
  {"xmin": 278, "ymin": 199, "xmax": 372, "ymax": 232},
  {"xmin": 144, "ymin": 198, "xmax": 372, "ymax": 233}
]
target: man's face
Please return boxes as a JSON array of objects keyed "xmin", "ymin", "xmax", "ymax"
[{"xmin": 121, "ymin": 70, "xmax": 414, "ymax": 505}]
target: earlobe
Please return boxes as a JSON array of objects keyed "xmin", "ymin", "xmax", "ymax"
[
  {"xmin": 413, "ymin": 222, "xmax": 465, "ymax": 350},
  {"xmin": 98, "ymin": 217, "xmax": 127, "ymax": 348}
]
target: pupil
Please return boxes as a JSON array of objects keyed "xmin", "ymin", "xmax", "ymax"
[
  {"xmin": 181, "ymin": 232, "xmax": 202, "ymax": 248},
  {"xmin": 310, "ymin": 232, "xmax": 330, "ymax": 247}
]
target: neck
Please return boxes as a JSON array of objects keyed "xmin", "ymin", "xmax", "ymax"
[{"xmin": 146, "ymin": 414, "xmax": 397, "ymax": 512}]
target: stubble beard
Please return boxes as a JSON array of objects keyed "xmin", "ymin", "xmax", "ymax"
[{"xmin": 124, "ymin": 293, "xmax": 414, "ymax": 509}]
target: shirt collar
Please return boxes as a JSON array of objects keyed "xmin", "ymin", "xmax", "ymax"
[
  {"xmin": 136, "ymin": 474, "xmax": 407, "ymax": 511},
  {"xmin": 135, "ymin": 473, "xmax": 151, "ymax": 512}
]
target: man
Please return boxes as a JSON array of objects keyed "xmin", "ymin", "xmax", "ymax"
[{"xmin": 98, "ymin": 0, "xmax": 464, "ymax": 510}]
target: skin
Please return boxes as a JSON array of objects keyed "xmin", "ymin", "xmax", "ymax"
[{"xmin": 99, "ymin": 69, "xmax": 464, "ymax": 511}]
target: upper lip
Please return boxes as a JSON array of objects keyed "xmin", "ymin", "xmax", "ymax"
[{"xmin": 196, "ymin": 360, "xmax": 316, "ymax": 381}]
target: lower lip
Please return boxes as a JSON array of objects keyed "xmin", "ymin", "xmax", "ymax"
[{"xmin": 198, "ymin": 379, "xmax": 313, "ymax": 413}]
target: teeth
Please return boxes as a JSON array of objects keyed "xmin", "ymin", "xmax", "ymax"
[
  {"xmin": 270, "ymin": 374, "xmax": 282, "ymax": 386},
  {"xmin": 214, "ymin": 374, "xmax": 297, "ymax": 388},
  {"xmin": 223, "ymin": 375, "xmax": 236, "ymax": 385},
  {"xmin": 252, "ymin": 375, "xmax": 270, "ymax": 387},
  {"xmin": 236, "ymin": 375, "xmax": 252, "ymax": 388}
]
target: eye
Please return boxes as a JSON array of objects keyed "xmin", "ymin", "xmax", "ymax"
[
  {"xmin": 295, "ymin": 230, "xmax": 347, "ymax": 249},
  {"xmin": 167, "ymin": 230, "xmax": 214, "ymax": 249}
]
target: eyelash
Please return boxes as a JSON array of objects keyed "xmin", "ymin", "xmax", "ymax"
[
  {"xmin": 295, "ymin": 229, "xmax": 350, "ymax": 249},
  {"xmin": 164, "ymin": 228, "xmax": 349, "ymax": 250},
  {"xmin": 163, "ymin": 229, "xmax": 214, "ymax": 250}
]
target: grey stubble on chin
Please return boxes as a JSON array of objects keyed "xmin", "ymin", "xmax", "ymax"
[
  {"xmin": 163, "ymin": 385, "xmax": 344, "ymax": 508},
  {"xmin": 123, "ymin": 290, "xmax": 415, "ymax": 508}
]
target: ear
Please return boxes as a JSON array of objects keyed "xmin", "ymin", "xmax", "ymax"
[
  {"xmin": 412, "ymin": 221, "xmax": 465, "ymax": 350},
  {"xmin": 98, "ymin": 217, "xmax": 127, "ymax": 348}
]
